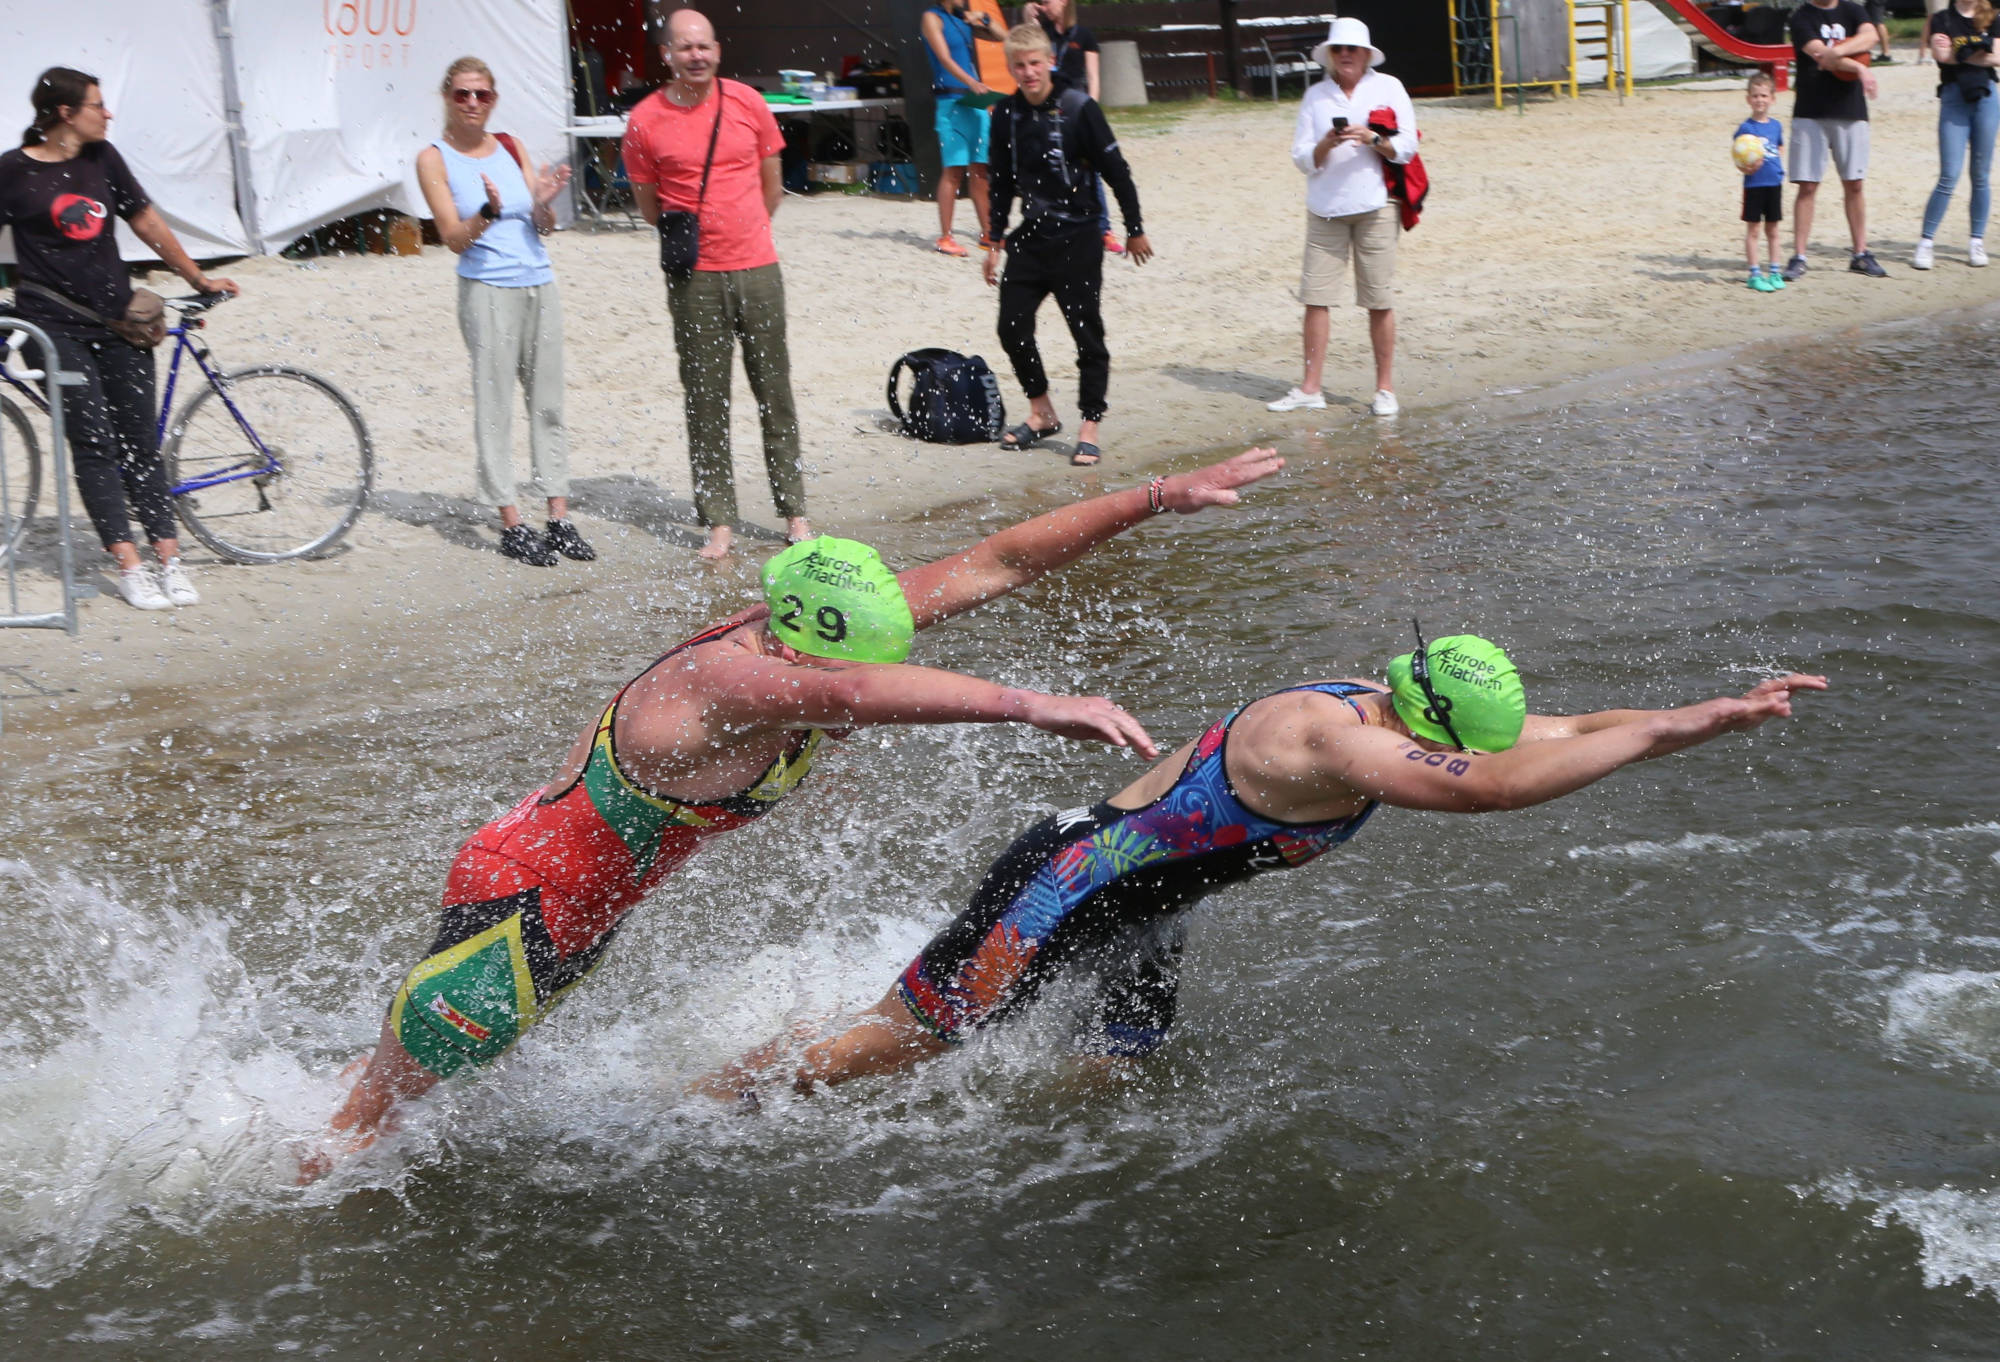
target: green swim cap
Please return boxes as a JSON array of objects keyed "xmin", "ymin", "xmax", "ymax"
[
  {"xmin": 761, "ymin": 536, "xmax": 915, "ymax": 664},
  {"xmin": 1385, "ymin": 633, "xmax": 1526, "ymax": 753}
]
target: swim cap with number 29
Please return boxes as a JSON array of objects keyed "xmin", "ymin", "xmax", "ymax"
[{"xmin": 761, "ymin": 536, "xmax": 916, "ymax": 664}]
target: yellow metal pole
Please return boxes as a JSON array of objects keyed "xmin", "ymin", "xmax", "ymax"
[
  {"xmin": 1623, "ymin": 0, "xmax": 1634, "ymax": 96},
  {"xmin": 1568, "ymin": 0, "xmax": 1579, "ymax": 99},
  {"xmin": 1491, "ymin": 0, "xmax": 1503, "ymax": 110}
]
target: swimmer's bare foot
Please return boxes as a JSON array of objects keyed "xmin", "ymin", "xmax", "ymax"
[
  {"xmin": 699, "ymin": 525, "xmax": 734, "ymax": 560},
  {"xmin": 785, "ymin": 516, "xmax": 813, "ymax": 545}
]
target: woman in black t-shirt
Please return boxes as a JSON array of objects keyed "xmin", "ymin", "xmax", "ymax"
[
  {"xmin": 0, "ymin": 67, "xmax": 237, "ymax": 610},
  {"xmin": 1916, "ymin": 1, "xmax": 2000, "ymax": 269}
]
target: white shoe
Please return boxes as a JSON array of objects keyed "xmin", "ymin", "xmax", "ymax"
[
  {"xmin": 1971, "ymin": 239, "xmax": 1989, "ymax": 268},
  {"xmin": 1371, "ymin": 389, "xmax": 1401, "ymax": 417},
  {"xmin": 1913, "ymin": 239, "xmax": 1935, "ymax": 270},
  {"xmin": 117, "ymin": 566, "xmax": 172, "ymax": 611},
  {"xmin": 159, "ymin": 557, "xmax": 199, "ymax": 606},
  {"xmin": 1266, "ymin": 386, "xmax": 1327, "ymax": 412}
]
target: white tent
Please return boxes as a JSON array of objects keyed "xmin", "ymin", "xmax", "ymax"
[
  {"xmin": 1577, "ymin": 4, "xmax": 1698, "ymax": 86},
  {"xmin": 2, "ymin": 0, "xmax": 570, "ymax": 261}
]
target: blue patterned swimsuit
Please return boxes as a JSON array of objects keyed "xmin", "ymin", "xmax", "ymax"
[{"xmin": 897, "ymin": 682, "xmax": 1383, "ymax": 1056}]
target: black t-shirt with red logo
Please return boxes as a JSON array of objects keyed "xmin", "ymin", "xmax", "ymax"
[{"xmin": 0, "ymin": 141, "xmax": 149, "ymax": 332}]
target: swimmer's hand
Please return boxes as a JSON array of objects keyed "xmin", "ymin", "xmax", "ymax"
[
  {"xmin": 1019, "ymin": 693, "xmax": 1159, "ymax": 759},
  {"xmin": 1640, "ymin": 672, "xmax": 1828, "ymax": 758},
  {"xmin": 1160, "ymin": 446, "xmax": 1285, "ymax": 513}
]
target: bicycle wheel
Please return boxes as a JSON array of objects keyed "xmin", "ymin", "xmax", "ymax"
[
  {"xmin": 0, "ymin": 392, "xmax": 42, "ymax": 568},
  {"xmin": 164, "ymin": 365, "xmax": 373, "ymax": 563}
]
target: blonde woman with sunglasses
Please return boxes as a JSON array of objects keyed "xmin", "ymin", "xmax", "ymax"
[{"xmin": 415, "ymin": 56, "xmax": 591, "ymax": 568}]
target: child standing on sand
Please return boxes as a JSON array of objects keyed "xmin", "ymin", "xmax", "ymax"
[{"xmin": 1737, "ymin": 72, "xmax": 1788, "ymax": 292}]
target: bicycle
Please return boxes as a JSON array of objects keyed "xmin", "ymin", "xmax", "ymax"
[{"xmin": 1, "ymin": 293, "xmax": 373, "ymax": 565}]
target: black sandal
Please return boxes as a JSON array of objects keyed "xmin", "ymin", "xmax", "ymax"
[
  {"xmin": 1069, "ymin": 441, "xmax": 1101, "ymax": 467},
  {"xmin": 1000, "ymin": 420, "xmax": 1062, "ymax": 451}
]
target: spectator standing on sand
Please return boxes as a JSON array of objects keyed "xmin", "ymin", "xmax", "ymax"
[
  {"xmin": 921, "ymin": 0, "xmax": 1006, "ymax": 257},
  {"xmin": 1783, "ymin": 0, "xmax": 1887, "ymax": 280},
  {"xmin": 0, "ymin": 66, "xmax": 237, "ymax": 610},
  {"xmin": 415, "ymin": 56, "xmax": 593, "ymax": 569},
  {"xmin": 984, "ymin": 24, "xmax": 1149, "ymax": 469},
  {"xmin": 1914, "ymin": 0, "xmax": 2000, "ymax": 269},
  {"xmin": 1269, "ymin": 17, "xmax": 1417, "ymax": 419},
  {"xmin": 622, "ymin": 8, "xmax": 811, "ymax": 559},
  {"xmin": 1736, "ymin": 71, "xmax": 1789, "ymax": 292}
]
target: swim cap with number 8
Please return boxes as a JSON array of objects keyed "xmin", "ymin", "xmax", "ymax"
[{"xmin": 761, "ymin": 536, "xmax": 916, "ymax": 664}]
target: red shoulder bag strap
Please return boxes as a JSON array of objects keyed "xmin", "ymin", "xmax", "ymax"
[{"xmin": 494, "ymin": 132, "xmax": 527, "ymax": 171}]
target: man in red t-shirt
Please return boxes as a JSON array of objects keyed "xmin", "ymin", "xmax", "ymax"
[{"xmin": 622, "ymin": 8, "xmax": 811, "ymax": 558}]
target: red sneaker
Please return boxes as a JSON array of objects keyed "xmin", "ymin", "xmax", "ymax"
[
  {"xmin": 1103, "ymin": 232, "xmax": 1126, "ymax": 255},
  {"xmin": 935, "ymin": 234, "xmax": 968, "ymax": 257}
]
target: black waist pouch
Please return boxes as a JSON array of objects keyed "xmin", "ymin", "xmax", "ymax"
[{"xmin": 658, "ymin": 211, "xmax": 700, "ymax": 279}]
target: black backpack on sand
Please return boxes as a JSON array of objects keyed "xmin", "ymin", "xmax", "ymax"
[{"xmin": 887, "ymin": 348, "xmax": 1005, "ymax": 444}]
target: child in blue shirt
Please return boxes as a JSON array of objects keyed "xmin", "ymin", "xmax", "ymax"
[{"xmin": 1737, "ymin": 71, "xmax": 1787, "ymax": 292}]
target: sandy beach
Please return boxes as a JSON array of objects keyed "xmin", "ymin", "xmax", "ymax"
[{"xmin": 3, "ymin": 57, "xmax": 1993, "ymax": 727}]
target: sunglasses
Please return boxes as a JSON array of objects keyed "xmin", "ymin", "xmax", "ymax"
[
  {"xmin": 1408, "ymin": 619, "xmax": 1467, "ymax": 752},
  {"xmin": 451, "ymin": 88, "xmax": 496, "ymax": 106}
]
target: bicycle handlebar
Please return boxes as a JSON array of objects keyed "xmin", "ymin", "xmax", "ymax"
[{"xmin": 165, "ymin": 292, "xmax": 231, "ymax": 316}]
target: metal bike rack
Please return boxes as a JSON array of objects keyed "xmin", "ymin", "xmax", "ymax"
[{"xmin": 1, "ymin": 316, "xmax": 81, "ymax": 634}]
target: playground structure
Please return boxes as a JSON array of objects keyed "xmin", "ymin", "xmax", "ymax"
[{"xmin": 1450, "ymin": 0, "xmax": 1793, "ymax": 110}]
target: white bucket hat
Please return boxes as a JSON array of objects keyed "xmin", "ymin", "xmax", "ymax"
[{"xmin": 1311, "ymin": 16, "xmax": 1386, "ymax": 69}]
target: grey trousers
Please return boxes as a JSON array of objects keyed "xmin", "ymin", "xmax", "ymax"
[
  {"xmin": 665, "ymin": 262, "xmax": 806, "ymax": 528},
  {"xmin": 456, "ymin": 276, "xmax": 568, "ymax": 509}
]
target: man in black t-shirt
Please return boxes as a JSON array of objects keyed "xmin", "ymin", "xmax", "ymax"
[{"xmin": 1784, "ymin": 0, "xmax": 1887, "ymax": 279}]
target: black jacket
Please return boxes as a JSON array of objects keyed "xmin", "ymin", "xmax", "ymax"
[{"xmin": 988, "ymin": 83, "xmax": 1142, "ymax": 244}]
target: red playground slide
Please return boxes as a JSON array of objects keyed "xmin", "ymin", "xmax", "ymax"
[{"xmin": 1647, "ymin": 0, "xmax": 1794, "ymax": 90}]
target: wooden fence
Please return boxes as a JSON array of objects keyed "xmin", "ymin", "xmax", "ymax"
[{"xmin": 1076, "ymin": 0, "xmax": 1456, "ymax": 100}]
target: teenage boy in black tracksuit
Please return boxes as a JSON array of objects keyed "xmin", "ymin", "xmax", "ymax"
[{"xmin": 983, "ymin": 25, "xmax": 1149, "ymax": 466}]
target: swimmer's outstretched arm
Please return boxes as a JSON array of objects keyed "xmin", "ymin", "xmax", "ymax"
[
  {"xmin": 896, "ymin": 447, "xmax": 1285, "ymax": 628},
  {"xmin": 700, "ymin": 655, "xmax": 1161, "ymax": 758},
  {"xmin": 1328, "ymin": 673, "xmax": 1827, "ymax": 814}
]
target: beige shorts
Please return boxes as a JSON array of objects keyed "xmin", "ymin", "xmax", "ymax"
[{"xmin": 1301, "ymin": 205, "xmax": 1398, "ymax": 310}]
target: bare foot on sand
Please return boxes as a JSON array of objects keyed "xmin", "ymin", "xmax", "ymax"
[{"xmin": 699, "ymin": 525, "xmax": 734, "ymax": 560}]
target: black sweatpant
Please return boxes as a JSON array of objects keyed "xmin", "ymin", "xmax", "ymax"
[
  {"xmin": 33, "ymin": 327, "xmax": 174, "ymax": 550},
  {"xmin": 996, "ymin": 228, "xmax": 1109, "ymax": 423}
]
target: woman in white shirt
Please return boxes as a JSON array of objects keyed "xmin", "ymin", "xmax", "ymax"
[{"xmin": 1268, "ymin": 18, "xmax": 1417, "ymax": 418}]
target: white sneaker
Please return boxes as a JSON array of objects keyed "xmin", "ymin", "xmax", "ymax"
[
  {"xmin": 1972, "ymin": 239, "xmax": 1989, "ymax": 268},
  {"xmin": 1913, "ymin": 239, "xmax": 1935, "ymax": 270},
  {"xmin": 117, "ymin": 566, "xmax": 172, "ymax": 611},
  {"xmin": 159, "ymin": 557, "xmax": 199, "ymax": 606},
  {"xmin": 1266, "ymin": 386, "xmax": 1327, "ymax": 412},
  {"xmin": 1371, "ymin": 389, "xmax": 1401, "ymax": 417}
]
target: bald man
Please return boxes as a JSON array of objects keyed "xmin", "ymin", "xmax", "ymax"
[{"xmin": 622, "ymin": 9, "xmax": 810, "ymax": 559}]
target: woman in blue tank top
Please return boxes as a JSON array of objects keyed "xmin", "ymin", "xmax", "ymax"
[
  {"xmin": 704, "ymin": 636, "xmax": 1826, "ymax": 1098},
  {"xmin": 413, "ymin": 56, "xmax": 593, "ymax": 568}
]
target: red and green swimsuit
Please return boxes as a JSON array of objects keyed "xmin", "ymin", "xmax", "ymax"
[{"xmin": 390, "ymin": 622, "xmax": 824, "ymax": 1078}]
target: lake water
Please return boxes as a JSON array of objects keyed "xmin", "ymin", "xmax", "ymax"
[{"xmin": 3, "ymin": 308, "xmax": 1999, "ymax": 1359}]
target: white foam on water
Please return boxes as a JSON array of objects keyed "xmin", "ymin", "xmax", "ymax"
[
  {"xmin": 1882, "ymin": 969, "xmax": 2000, "ymax": 1074},
  {"xmin": 1817, "ymin": 1174, "xmax": 2000, "ymax": 1298},
  {"xmin": 0, "ymin": 862, "xmax": 369, "ymax": 1286},
  {"xmin": 1566, "ymin": 822, "xmax": 2000, "ymax": 863}
]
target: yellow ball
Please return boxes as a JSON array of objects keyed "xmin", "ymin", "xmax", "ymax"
[{"xmin": 1732, "ymin": 133, "xmax": 1767, "ymax": 174}]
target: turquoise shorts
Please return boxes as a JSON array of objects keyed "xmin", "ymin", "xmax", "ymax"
[{"xmin": 934, "ymin": 93, "xmax": 991, "ymax": 168}]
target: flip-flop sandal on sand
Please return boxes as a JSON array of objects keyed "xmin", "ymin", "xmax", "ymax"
[
  {"xmin": 1000, "ymin": 420, "xmax": 1062, "ymax": 451},
  {"xmin": 1070, "ymin": 442, "xmax": 1101, "ymax": 467}
]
